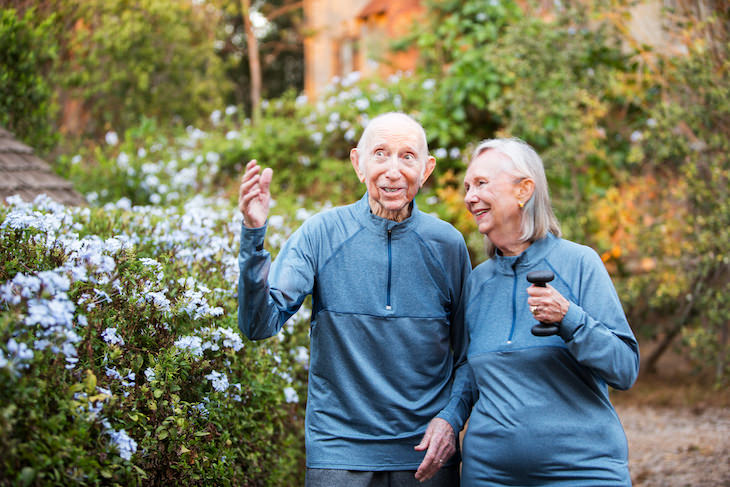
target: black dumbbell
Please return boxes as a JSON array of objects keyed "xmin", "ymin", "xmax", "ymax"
[{"xmin": 527, "ymin": 270, "xmax": 559, "ymax": 337}]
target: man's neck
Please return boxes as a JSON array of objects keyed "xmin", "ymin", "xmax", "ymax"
[{"xmin": 368, "ymin": 196, "xmax": 412, "ymax": 223}]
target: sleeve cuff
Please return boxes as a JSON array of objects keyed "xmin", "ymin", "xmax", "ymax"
[
  {"xmin": 435, "ymin": 411, "xmax": 459, "ymax": 436},
  {"xmin": 559, "ymin": 302, "xmax": 584, "ymax": 342},
  {"xmin": 240, "ymin": 222, "xmax": 267, "ymax": 251}
]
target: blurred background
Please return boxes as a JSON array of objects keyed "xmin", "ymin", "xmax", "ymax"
[{"xmin": 1, "ymin": 0, "xmax": 728, "ymax": 485}]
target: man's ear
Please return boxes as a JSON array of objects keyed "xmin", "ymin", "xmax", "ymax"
[
  {"xmin": 516, "ymin": 177, "xmax": 535, "ymax": 204},
  {"xmin": 420, "ymin": 155, "xmax": 437, "ymax": 187},
  {"xmin": 350, "ymin": 148, "xmax": 365, "ymax": 182}
]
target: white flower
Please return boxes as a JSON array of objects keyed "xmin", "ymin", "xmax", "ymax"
[
  {"xmin": 174, "ymin": 336, "xmax": 204, "ymax": 357},
  {"xmin": 630, "ymin": 130, "xmax": 643, "ymax": 142},
  {"xmin": 355, "ymin": 98, "xmax": 370, "ymax": 111},
  {"xmin": 101, "ymin": 327, "xmax": 125, "ymax": 346},
  {"xmin": 205, "ymin": 370, "xmax": 229, "ymax": 392},
  {"xmin": 294, "ymin": 346, "xmax": 309, "ymax": 367},
  {"xmin": 144, "ymin": 367, "xmax": 156, "ymax": 382},
  {"xmin": 421, "ymin": 79, "xmax": 436, "ymax": 90},
  {"xmin": 283, "ymin": 386, "xmax": 298, "ymax": 403},
  {"xmin": 434, "ymin": 148, "xmax": 448, "ymax": 159},
  {"xmin": 105, "ymin": 424, "xmax": 137, "ymax": 461},
  {"xmin": 117, "ymin": 152, "xmax": 130, "ymax": 166},
  {"xmin": 105, "ymin": 131, "xmax": 119, "ymax": 146}
]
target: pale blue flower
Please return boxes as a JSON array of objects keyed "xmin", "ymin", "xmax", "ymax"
[
  {"xmin": 284, "ymin": 386, "xmax": 298, "ymax": 403},
  {"xmin": 101, "ymin": 327, "xmax": 124, "ymax": 346},
  {"xmin": 205, "ymin": 370, "xmax": 229, "ymax": 392},
  {"xmin": 174, "ymin": 336, "xmax": 204, "ymax": 357},
  {"xmin": 105, "ymin": 131, "xmax": 119, "ymax": 146},
  {"xmin": 105, "ymin": 423, "xmax": 137, "ymax": 461}
]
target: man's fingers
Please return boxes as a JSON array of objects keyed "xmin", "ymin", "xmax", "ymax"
[
  {"xmin": 414, "ymin": 427, "xmax": 432, "ymax": 451},
  {"xmin": 260, "ymin": 167, "xmax": 273, "ymax": 193},
  {"xmin": 241, "ymin": 187, "xmax": 261, "ymax": 205}
]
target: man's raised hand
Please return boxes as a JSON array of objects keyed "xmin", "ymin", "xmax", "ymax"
[{"xmin": 239, "ymin": 160, "xmax": 273, "ymax": 228}]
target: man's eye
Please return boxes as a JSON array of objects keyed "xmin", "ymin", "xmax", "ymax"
[
  {"xmin": 375, "ymin": 150, "xmax": 386, "ymax": 157},
  {"xmin": 403, "ymin": 153, "xmax": 415, "ymax": 160}
]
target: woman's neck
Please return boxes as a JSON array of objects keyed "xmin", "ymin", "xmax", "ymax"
[{"xmin": 489, "ymin": 227, "xmax": 530, "ymax": 256}]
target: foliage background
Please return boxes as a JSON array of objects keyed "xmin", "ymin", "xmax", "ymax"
[{"xmin": 1, "ymin": 0, "xmax": 728, "ymax": 484}]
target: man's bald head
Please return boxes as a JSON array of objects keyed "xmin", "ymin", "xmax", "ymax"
[{"xmin": 356, "ymin": 112, "xmax": 430, "ymax": 173}]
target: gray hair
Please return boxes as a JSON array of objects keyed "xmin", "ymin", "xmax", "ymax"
[
  {"xmin": 471, "ymin": 137, "xmax": 561, "ymax": 256},
  {"xmin": 356, "ymin": 112, "xmax": 430, "ymax": 174}
]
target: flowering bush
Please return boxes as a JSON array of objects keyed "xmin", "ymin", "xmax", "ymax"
[{"xmin": 0, "ymin": 192, "xmax": 311, "ymax": 485}]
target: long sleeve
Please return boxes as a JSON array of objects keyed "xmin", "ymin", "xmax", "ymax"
[
  {"xmin": 237, "ymin": 222, "xmax": 315, "ymax": 340},
  {"xmin": 435, "ymin": 239, "xmax": 477, "ymax": 434},
  {"xmin": 558, "ymin": 248, "xmax": 640, "ymax": 390}
]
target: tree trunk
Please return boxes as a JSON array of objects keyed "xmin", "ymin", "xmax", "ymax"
[{"xmin": 241, "ymin": 0, "xmax": 261, "ymax": 125}]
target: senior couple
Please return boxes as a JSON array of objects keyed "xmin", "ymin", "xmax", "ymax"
[{"xmin": 238, "ymin": 113, "xmax": 640, "ymax": 486}]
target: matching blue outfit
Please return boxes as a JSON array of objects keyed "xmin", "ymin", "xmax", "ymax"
[
  {"xmin": 461, "ymin": 233, "xmax": 639, "ymax": 486},
  {"xmin": 238, "ymin": 194, "xmax": 474, "ymax": 470}
]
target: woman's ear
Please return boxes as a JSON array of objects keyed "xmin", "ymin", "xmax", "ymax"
[{"xmin": 516, "ymin": 178, "xmax": 535, "ymax": 204}]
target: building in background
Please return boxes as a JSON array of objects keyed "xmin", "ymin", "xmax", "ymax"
[
  {"xmin": 303, "ymin": 0, "xmax": 423, "ymax": 99},
  {"xmin": 302, "ymin": 0, "xmax": 706, "ymax": 101},
  {"xmin": 0, "ymin": 127, "xmax": 85, "ymax": 206}
]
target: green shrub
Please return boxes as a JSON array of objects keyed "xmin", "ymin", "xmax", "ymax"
[
  {"xmin": 0, "ymin": 8, "xmax": 58, "ymax": 152},
  {"xmin": 0, "ymin": 194, "xmax": 309, "ymax": 485}
]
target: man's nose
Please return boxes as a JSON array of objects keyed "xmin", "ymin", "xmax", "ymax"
[{"xmin": 385, "ymin": 155, "xmax": 401, "ymax": 176}]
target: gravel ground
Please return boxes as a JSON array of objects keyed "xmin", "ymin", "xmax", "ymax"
[{"xmin": 616, "ymin": 404, "xmax": 730, "ymax": 487}]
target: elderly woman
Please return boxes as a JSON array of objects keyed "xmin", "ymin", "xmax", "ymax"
[{"xmin": 460, "ymin": 138, "xmax": 639, "ymax": 485}]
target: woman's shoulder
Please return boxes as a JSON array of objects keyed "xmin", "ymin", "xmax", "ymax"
[{"xmin": 551, "ymin": 237, "xmax": 605, "ymax": 268}]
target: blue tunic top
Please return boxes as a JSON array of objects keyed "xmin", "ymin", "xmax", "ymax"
[
  {"xmin": 238, "ymin": 194, "xmax": 474, "ymax": 470},
  {"xmin": 462, "ymin": 234, "xmax": 639, "ymax": 486}
]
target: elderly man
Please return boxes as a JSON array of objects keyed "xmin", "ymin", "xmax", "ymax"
[{"xmin": 238, "ymin": 112, "xmax": 473, "ymax": 486}]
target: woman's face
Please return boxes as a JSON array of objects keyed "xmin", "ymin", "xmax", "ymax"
[{"xmin": 464, "ymin": 150, "xmax": 524, "ymax": 239}]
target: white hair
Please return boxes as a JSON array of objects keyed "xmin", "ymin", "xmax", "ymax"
[{"xmin": 471, "ymin": 137, "xmax": 561, "ymax": 256}]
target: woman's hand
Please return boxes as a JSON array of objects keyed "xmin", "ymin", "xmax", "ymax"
[
  {"xmin": 238, "ymin": 159, "xmax": 273, "ymax": 228},
  {"xmin": 527, "ymin": 283, "xmax": 570, "ymax": 324}
]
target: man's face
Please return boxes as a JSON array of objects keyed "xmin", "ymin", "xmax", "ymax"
[{"xmin": 351, "ymin": 117, "xmax": 435, "ymax": 221}]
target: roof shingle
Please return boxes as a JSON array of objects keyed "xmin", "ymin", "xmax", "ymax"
[{"xmin": 0, "ymin": 127, "xmax": 85, "ymax": 206}]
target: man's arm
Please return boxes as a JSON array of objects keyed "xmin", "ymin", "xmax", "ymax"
[
  {"xmin": 237, "ymin": 160, "xmax": 314, "ymax": 340},
  {"xmin": 415, "ymin": 237, "xmax": 476, "ymax": 482}
]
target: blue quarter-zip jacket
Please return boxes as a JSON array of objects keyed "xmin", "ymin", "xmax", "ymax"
[
  {"xmin": 461, "ymin": 234, "xmax": 639, "ymax": 486},
  {"xmin": 238, "ymin": 193, "xmax": 474, "ymax": 470}
]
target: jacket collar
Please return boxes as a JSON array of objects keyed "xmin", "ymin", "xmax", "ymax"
[
  {"xmin": 493, "ymin": 233, "xmax": 559, "ymax": 274},
  {"xmin": 355, "ymin": 192, "xmax": 419, "ymax": 237}
]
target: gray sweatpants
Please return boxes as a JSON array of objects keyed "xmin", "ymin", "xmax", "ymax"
[{"xmin": 305, "ymin": 467, "xmax": 459, "ymax": 487}]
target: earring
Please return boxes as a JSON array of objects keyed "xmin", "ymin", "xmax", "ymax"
[{"xmin": 518, "ymin": 201, "xmax": 524, "ymax": 208}]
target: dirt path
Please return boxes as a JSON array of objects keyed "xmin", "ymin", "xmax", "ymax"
[{"xmin": 616, "ymin": 404, "xmax": 730, "ymax": 486}]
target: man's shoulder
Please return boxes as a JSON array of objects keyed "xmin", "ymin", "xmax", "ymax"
[
  {"xmin": 297, "ymin": 201, "xmax": 361, "ymax": 235},
  {"xmin": 415, "ymin": 211, "xmax": 465, "ymax": 243}
]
